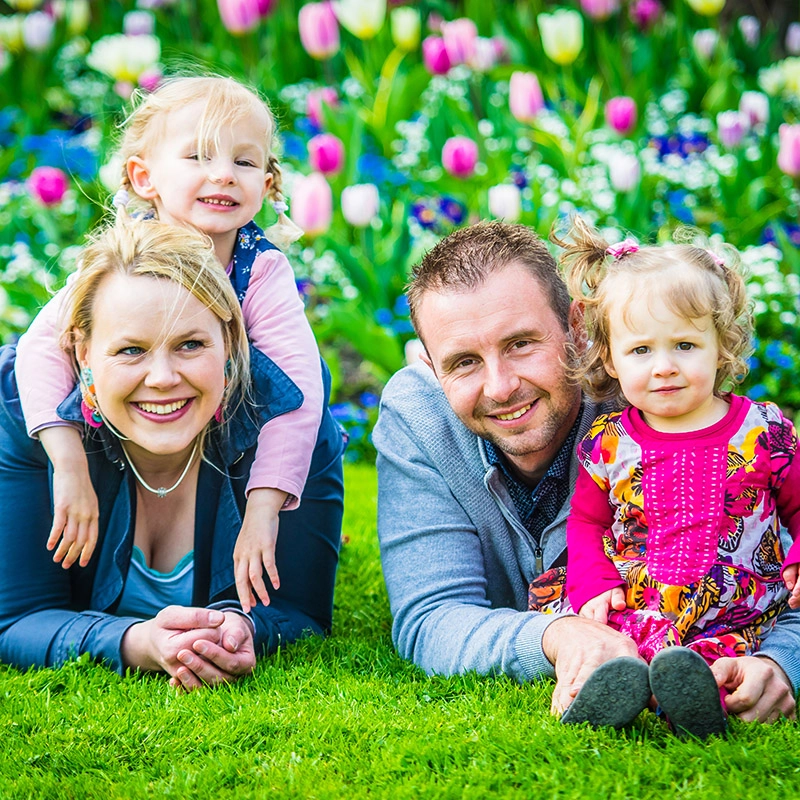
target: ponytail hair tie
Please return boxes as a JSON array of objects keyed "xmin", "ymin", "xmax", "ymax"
[
  {"xmin": 605, "ymin": 238, "xmax": 639, "ymax": 259},
  {"xmin": 272, "ymin": 199, "xmax": 289, "ymax": 215},
  {"xmin": 112, "ymin": 189, "xmax": 130, "ymax": 210},
  {"xmin": 706, "ymin": 249, "xmax": 724, "ymax": 267}
]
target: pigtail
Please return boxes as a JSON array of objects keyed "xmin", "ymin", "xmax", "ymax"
[
  {"xmin": 263, "ymin": 154, "xmax": 304, "ymax": 250},
  {"xmin": 551, "ymin": 216, "xmax": 614, "ymax": 307}
]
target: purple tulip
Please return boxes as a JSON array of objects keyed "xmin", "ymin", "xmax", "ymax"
[
  {"xmin": 256, "ymin": 0, "xmax": 277, "ymax": 16},
  {"xmin": 605, "ymin": 96, "xmax": 637, "ymax": 136},
  {"xmin": 777, "ymin": 124, "xmax": 800, "ymax": 178},
  {"xmin": 28, "ymin": 166, "xmax": 69, "ymax": 206},
  {"xmin": 442, "ymin": 136, "xmax": 479, "ymax": 178},
  {"xmin": 123, "ymin": 11, "xmax": 155, "ymax": 36},
  {"xmin": 509, "ymin": 71, "xmax": 545, "ymax": 123},
  {"xmin": 786, "ymin": 22, "xmax": 800, "ymax": 56},
  {"xmin": 716, "ymin": 110, "xmax": 747, "ymax": 149},
  {"xmin": 217, "ymin": 0, "xmax": 261, "ymax": 34},
  {"xmin": 298, "ymin": 2, "xmax": 340, "ymax": 60},
  {"xmin": 737, "ymin": 15, "xmax": 760, "ymax": 47},
  {"xmin": 441, "ymin": 18, "xmax": 477, "ymax": 66},
  {"xmin": 739, "ymin": 91, "xmax": 768, "ymax": 128},
  {"xmin": 422, "ymin": 35, "xmax": 451, "ymax": 75},
  {"xmin": 306, "ymin": 86, "xmax": 339, "ymax": 128},
  {"xmin": 629, "ymin": 0, "xmax": 662, "ymax": 29},
  {"xmin": 580, "ymin": 0, "xmax": 620, "ymax": 21},
  {"xmin": 308, "ymin": 133, "xmax": 345, "ymax": 175},
  {"xmin": 290, "ymin": 172, "xmax": 333, "ymax": 237},
  {"xmin": 22, "ymin": 11, "xmax": 54, "ymax": 51}
]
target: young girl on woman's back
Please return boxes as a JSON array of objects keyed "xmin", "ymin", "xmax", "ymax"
[
  {"xmin": 15, "ymin": 76, "xmax": 324, "ymax": 614},
  {"xmin": 530, "ymin": 217, "xmax": 800, "ymax": 737}
]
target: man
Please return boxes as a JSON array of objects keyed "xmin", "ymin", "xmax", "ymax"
[{"xmin": 374, "ymin": 221, "xmax": 797, "ymax": 723}]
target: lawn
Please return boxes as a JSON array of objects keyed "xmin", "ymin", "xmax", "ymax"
[{"xmin": 1, "ymin": 462, "xmax": 799, "ymax": 799}]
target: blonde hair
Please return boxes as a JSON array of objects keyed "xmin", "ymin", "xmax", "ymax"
[
  {"xmin": 63, "ymin": 219, "xmax": 250, "ymax": 438},
  {"xmin": 553, "ymin": 216, "xmax": 752, "ymax": 404},
  {"xmin": 114, "ymin": 75, "xmax": 300, "ymax": 246}
]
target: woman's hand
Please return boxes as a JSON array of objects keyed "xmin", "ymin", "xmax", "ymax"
[
  {"xmin": 121, "ymin": 606, "xmax": 226, "ymax": 676},
  {"xmin": 168, "ymin": 611, "xmax": 256, "ymax": 692}
]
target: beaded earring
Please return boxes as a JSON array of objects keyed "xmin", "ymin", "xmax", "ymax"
[{"xmin": 80, "ymin": 366, "xmax": 103, "ymax": 428}]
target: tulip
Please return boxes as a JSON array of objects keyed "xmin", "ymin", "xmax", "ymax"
[
  {"xmin": 684, "ymin": 0, "xmax": 725, "ymax": 16},
  {"xmin": 390, "ymin": 6, "xmax": 420, "ymax": 52},
  {"xmin": 692, "ymin": 29, "xmax": 718, "ymax": 61},
  {"xmin": 299, "ymin": 2, "xmax": 340, "ymax": 59},
  {"xmin": 739, "ymin": 90, "xmax": 769, "ymax": 128},
  {"xmin": 580, "ymin": 0, "xmax": 620, "ymax": 21},
  {"xmin": 306, "ymin": 86, "xmax": 339, "ymax": 128},
  {"xmin": 50, "ymin": 0, "xmax": 90, "ymax": 36},
  {"xmin": 469, "ymin": 37, "xmax": 498, "ymax": 73},
  {"xmin": 6, "ymin": 0, "xmax": 44, "ymax": 9},
  {"xmin": 256, "ymin": 0, "xmax": 277, "ymax": 15},
  {"xmin": 22, "ymin": 11, "xmax": 53, "ymax": 51},
  {"xmin": 341, "ymin": 184, "xmax": 380, "ymax": 227},
  {"xmin": 777, "ymin": 124, "xmax": 800, "ymax": 178},
  {"xmin": 124, "ymin": 11, "xmax": 155, "ymax": 36},
  {"xmin": 737, "ymin": 15, "xmax": 759, "ymax": 47},
  {"xmin": 509, "ymin": 71, "xmax": 545, "ymax": 123},
  {"xmin": 786, "ymin": 22, "xmax": 800, "ymax": 56},
  {"xmin": 404, "ymin": 338, "xmax": 425, "ymax": 365},
  {"xmin": 0, "ymin": 45, "xmax": 8, "ymax": 75},
  {"xmin": 217, "ymin": 0, "xmax": 261, "ymax": 34},
  {"xmin": 605, "ymin": 96, "xmax": 637, "ymax": 136},
  {"xmin": 138, "ymin": 66, "xmax": 163, "ymax": 93},
  {"xmin": 537, "ymin": 9, "xmax": 583, "ymax": 66},
  {"xmin": 308, "ymin": 133, "xmax": 345, "ymax": 175},
  {"xmin": 488, "ymin": 184, "xmax": 522, "ymax": 222},
  {"xmin": 716, "ymin": 110, "xmax": 747, "ymax": 148},
  {"xmin": 441, "ymin": 18, "xmax": 477, "ymax": 66},
  {"xmin": 422, "ymin": 35, "xmax": 451, "ymax": 75},
  {"xmin": 291, "ymin": 172, "xmax": 333, "ymax": 237},
  {"xmin": 87, "ymin": 34, "xmax": 160, "ymax": 83},
  {"xmin": 333, "ymin": 0, "xmax": 385, "ymax": 40},
  {"xmin": 0, "ymin": 15, "xmax": 24, "ymax": 53},
  {"xmin": 629, "ymin": 0, "xmax": 662, "ymax": 29},
  {"xmin": 607, "ymin": 153, "xmax": 640, "ymax": 193},
  {"xmin": 28, "ymin": 166, "xmax": 69, "ymax": 206},
  {"xmin": 442, "ymin": 136, "xmax": 479, "ymax": 178}
]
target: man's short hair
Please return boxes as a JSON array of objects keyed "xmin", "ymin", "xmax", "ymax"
[{"xmin": 407, "ymin": 221, "xmax": 572, "ymax": 341}]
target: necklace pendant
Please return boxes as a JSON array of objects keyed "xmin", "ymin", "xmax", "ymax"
[{"xmin": 156, "ymin": 487, "xmax": 168, "ymax": 499}]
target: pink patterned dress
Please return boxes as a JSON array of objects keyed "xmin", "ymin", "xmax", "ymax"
[{"xmin": 529, "ymin": 394, "xmax": 800, "ymax": 664}]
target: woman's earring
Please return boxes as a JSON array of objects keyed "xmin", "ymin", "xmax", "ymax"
[{"xmin": 80, "ymin": 366, "xmax": 103, "ymax": 428}]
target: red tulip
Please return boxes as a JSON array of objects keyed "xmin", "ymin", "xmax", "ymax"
[{"xmin": 28, "ymin": 166, "xmax": 69, "ymax": 206}]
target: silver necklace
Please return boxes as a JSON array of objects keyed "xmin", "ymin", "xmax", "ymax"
[{"xmin": 120, "ymin": 440, "xmax": 199, "ymax": 499}]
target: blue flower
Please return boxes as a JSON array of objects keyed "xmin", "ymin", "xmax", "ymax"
[
  {"xmin": 375, "ymin": 308, "xmax": 393, "ymax": 326},
  {"xmin": 764, "ymin": 341, "xmax": 782, "ymax": 361},
  {"xmin": 393, "ymin": 295, "xmax": 409, "ymax": 316},
  {"xmin": 281, "ymin": 132, "xmax": 307, "ymax": 162},
  {"xmin": 747, "ymin": 383, "xmax": 768, "ymax": 400},
  {"xmin": 359, "ymin": 392, "xmax": 379, "ymax": 408}
]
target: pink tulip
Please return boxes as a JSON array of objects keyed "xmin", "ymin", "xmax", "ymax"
[
  {"xmin": 777, "ymin": 124, "xmax": 800, "ymax": 178},
  {"xmin": 580, "ymin": 0, "xmax": 620, "ymax": 21},
  {"xmin": 441, "ymin": 18, "xmax": 477, "ymax": 66},
  {"xmin": 256, "ymin": 0, "xmax": 276, "ymax": 15},
  {"xmin": 307, "ymin": 86, "xmax": 339, "ymax": 128},
  {"xmin": 138, "ymin": 66, "xmax": 162, "ymax": 93},
  {"xmin": 629, "ymin": 0, "xmax": 662, "ymax": 29},
  {"xmin": 308, "ymin": 133, "xmax": 345, "ymax": 175},
  {"xmin": 291, "ymin": 172, "xmax": 333, "ymax": 237},
  {"xmin": 28, "ymin": 166, "xmax": 69, "ymax": 206},
  {"xmin": 422, "ymin": 35, "xmax": 451, "ymax": 75},
  {"xmin": 605, "ymin": 96, "xmax": 637, "ymax": 136},
  {"xmin": 217, "ymin": 0, "xmax": 261, "ymax": 34},
  {"xmin": 442, "ymin": 136, "xmax": 478, "ymax": 178},
  {"xmin": 509, "ymin": 71, "xmax": 544, "ymax": 123},
  {"xmin": 299, "ymin": 2, "xmax": 340, "ymax": 59},
  {"xmin": 739, "ymin": 91, "xmax": 768, "ymax": 128},
  {"xmin": 716, "ymin": 111, "xmax": 747, "ymax": 149}
]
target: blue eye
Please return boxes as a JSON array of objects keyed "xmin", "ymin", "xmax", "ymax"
[
  {"xmin": 181, "ymin": 340, "xmax": 203, "ymax": 351},
  {"xmin": 119, "ymin": 346, "xmax": 144, "ymax": 356}
]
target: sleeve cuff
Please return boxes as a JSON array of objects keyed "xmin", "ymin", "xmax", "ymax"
[{"xmin": 513, "ymin": 612, "xmax": 563, "ymax": 682}]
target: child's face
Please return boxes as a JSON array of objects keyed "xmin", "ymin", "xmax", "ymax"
[
  {"xmin": 604, "ymin": 289, "xmax": 725, "ymax": 433},
  {"xmin": 127, "ymin": 101, "xmax": 272, "ymax": 262}
]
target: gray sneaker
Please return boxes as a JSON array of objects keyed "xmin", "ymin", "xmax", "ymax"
[
  {"xmin": 649, "ymin": 646, "xmax": 727, "ymax": 739},
  {"xmin": 561, "ymin": 656, "xmax": 651, "ymax": 729}
]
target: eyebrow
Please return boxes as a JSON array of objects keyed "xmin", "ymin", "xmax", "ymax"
[{"xmin": 439, "ymin": 329, "xmax": 543, "ymax": 372}]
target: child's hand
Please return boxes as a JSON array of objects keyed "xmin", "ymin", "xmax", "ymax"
[
  {"xmin": 47, "ymin": 463, "xmax": 100, "ymax": 569},
  {"xmin": 784, "ymin": 564, "xmax": 800, "ymax": 609},
  {"xmin": 578, "ymin": 587, "xmax": 627, "ymax": 624},
  {"xmin": 233, "ymin": 488, "xmax": 287, "ymax": 613}
]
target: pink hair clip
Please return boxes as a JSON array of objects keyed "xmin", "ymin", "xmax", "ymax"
[
  {"xmin": 605, "ymin": 238, "xmax": 639, "ymax": 259},
  {"xmin": 706, "ymin": 249, "xmax": 724, "ymax": 267}
]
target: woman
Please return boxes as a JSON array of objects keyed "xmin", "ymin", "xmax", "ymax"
[{"xmin": 0, "ymin": 220, "xmax": 345, "ymax": 691}]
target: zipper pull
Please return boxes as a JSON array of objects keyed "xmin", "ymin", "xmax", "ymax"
[{"xmin": 534, "ymin": 546, "xmax": 543, "ymax": 574}]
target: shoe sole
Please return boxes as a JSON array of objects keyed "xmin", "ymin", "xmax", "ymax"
[
  {"xmin": 649, "ymin": 647, "xmax": 727, "ymax": 739},
  {"xmin": 561, "ymin": 656, "xmax": 651, "ymax": 729}
]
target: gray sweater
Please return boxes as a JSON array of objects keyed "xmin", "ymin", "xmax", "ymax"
[{"xmin": 374, "ymin": 362, "xmax": 800, "ymax": 690}]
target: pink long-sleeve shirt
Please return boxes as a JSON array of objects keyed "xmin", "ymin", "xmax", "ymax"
[{"xmin": 15, "ymin": 248, "xmax": 323, "ymax": 508}]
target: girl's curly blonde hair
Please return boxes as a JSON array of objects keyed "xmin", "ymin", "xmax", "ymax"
[{"xmin": 552, "ymin": 216, "xmax": 752, "ymax": 405}]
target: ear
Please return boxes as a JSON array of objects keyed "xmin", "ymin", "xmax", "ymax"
[
  {"xmin": 419, "ymin": 348, "xmax": 435, "ymax": 374},
  {"xmin": 263, "ymin": 172, "xmax": 273, "ymax": 200},
  {"xmin": 74, "ymin": 336, "xmax": 89, "ymax": 372},
  {"xmin": 567, "ymin": 300, "xmax": 587, "ymax": 356},
  {"xmin": 127, "ymin": 156, "xmax": 158, "ymax": 200},
  {"xmin": 604, "ymin": 357, "xmax": 618, "ymax": 379}
]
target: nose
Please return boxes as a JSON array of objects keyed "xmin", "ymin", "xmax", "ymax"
[
  {"xmin": 483, "ymin": 358, "xmax": 521, "ymax": 403},
  {"xmin": 651, "ymin": 350, "xmax": 678, "ymax": 377},
  {"xmin": 144, "ymin": 351, "xmax": 181, "ymax": 390},
  {"xmin": 207, "ymin": 157, "xmax": 236, "ymax": 186}
]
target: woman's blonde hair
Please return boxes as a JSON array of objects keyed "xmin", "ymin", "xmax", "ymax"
[
  {"xmin": 63, "ymin": 219, "xmax": 250, "ymax": 437},
  {"xmin": 553, "ymin": 216, "xmax": 752, "ymax": 404}
]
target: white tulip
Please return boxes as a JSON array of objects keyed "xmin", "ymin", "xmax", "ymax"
[
  {"xmin": 488, "ymin": 184, "xmax": 522, "ymax": 222},
  {"xmin": 341, "ymin": 184, "xmax": 380, "ymax": 227}
]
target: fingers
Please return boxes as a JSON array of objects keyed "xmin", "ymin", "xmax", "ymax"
[
  {"xmin": 250, "ymin": 556, "xmax": 271, "ymax": 608},
  {"xmin": 263, "ymin": 551, "xmax": 280, "ymax": 595},
  {"xmin": 712, "ymin": 656, "xmax": 797, "ymax": 723},
  {"xmin": 234, "ymin": 558, "xmax": 256, "ymax": 614},
  {"xmin": 610, "ymin": 587, "xmax": 627, "ymax": 611},
  {"xmin": 191, "ymin": 638, "xmax": 256, "ymax": 678},
  {"xmin": 155, "ymin": 605, "xmax": 225, "ymax": 630},
  {"xmin": 46, "ymin": 507, "xmax": 67, "ymax": 552},
  {"xmin": 49, "ymin": 517, "xmax": 100, "ymax": 569}
]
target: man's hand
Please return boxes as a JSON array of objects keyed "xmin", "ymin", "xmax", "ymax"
[
  {"xmin": 711, "ymin": 655, "xmax": 796, "ymax": 723},
  {"xmin": 542, "ymin": 615, "xmax": 641, "ymax": 714}
]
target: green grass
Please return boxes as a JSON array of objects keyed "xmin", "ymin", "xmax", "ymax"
[{"xmin": 1, "ymin": 463, "xmax": 799, "ymax": 798}]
